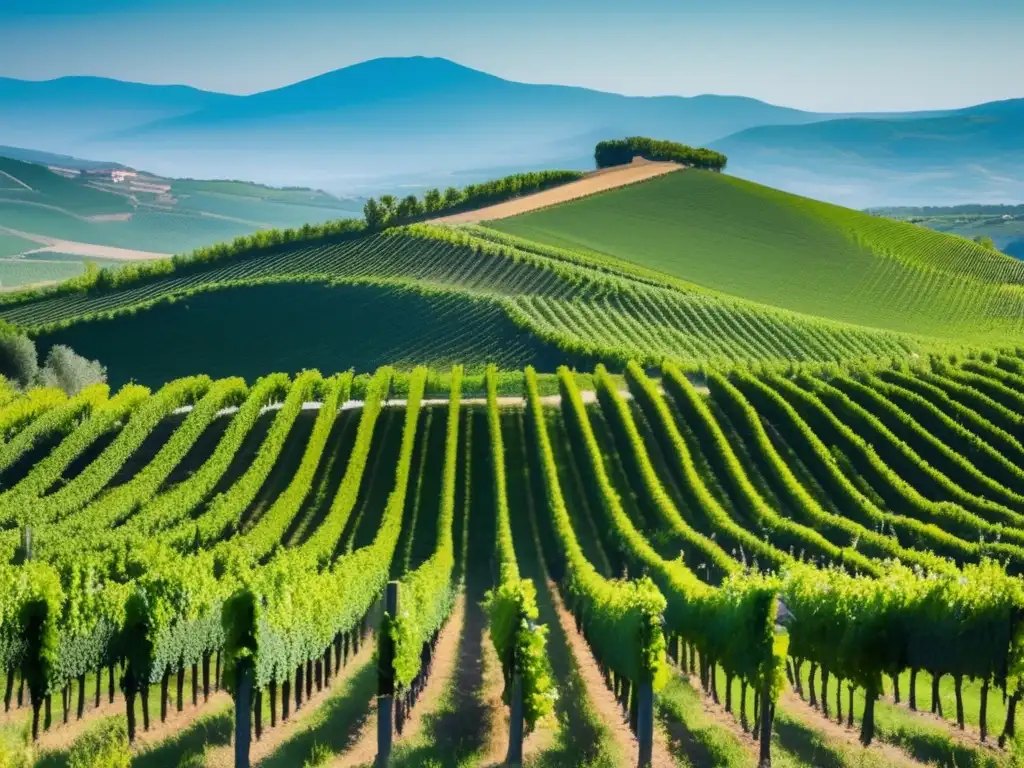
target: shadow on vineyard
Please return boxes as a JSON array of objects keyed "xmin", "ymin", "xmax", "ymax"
[
  {"xmin": 33, "ymin": 282, "xmax": 571, "ymax": 387},
  {"xmin": 258, "ymin": 664, "xmax": 376, "ymax": 767}
]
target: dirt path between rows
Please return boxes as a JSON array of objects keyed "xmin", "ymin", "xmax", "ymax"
[
  {"xmin": 417, "ymin": 589, "xmax": 508, "ymax": 766},
  {"xmin": 9, "ymin": 680, "xmax": 231, "ymax": 757},
  {"xmin": 175, "ymin": 389, "xmax": 614, "ymax": 420},
  {"xmin": 544, "ymin": 578, "xmax": 675, "ymax": 768},
  {"xmin": 203, "ymin": 631, "xmax": 377, "ymax": 767},
  {"xmin": 334, "ymin": 596, "xmax": 469, "ymax": 767},
  {"xmin": 432, "ymin": 158, "xmax": 682, "ymax": 224}
]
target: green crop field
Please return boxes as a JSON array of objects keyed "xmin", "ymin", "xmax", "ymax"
[
  {"xmin": 3, "ymin": 355, "xmax": 1024, "ymax": 768},
  {"xmin": 0, "ymin": 253, "xmax": 125, "ymax": 289},
  {"xmin": 0, "ymin": 223, "xmax": 930, "ymax": 384},
  {"xmin": 4, "ymin": 153, "xmax": 1024, "ymax": 768},
  {"xmin": 491, "ymin": 171, "xmax": 1024, "ymax": 345}
]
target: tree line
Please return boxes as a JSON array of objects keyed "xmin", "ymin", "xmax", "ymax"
[
  {"xmin": 595, "ymin": 137, "xmax": 728, "ymax": 171},
  {"xmin": 363, "ymin": 170, "xmax": 584, "ymax": 230}
]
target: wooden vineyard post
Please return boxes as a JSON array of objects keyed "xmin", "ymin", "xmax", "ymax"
[
  {"xmin": 637, "ymin": 679, "xmax": 654, "ymax": 766},
  {"xmin": 21, "ymin": 526, "xmax": 31, "ymax": 562},
  {"xmin": 377, "ymin": 581, "xmax": 399, "ymax": 767},
  {"xmin": 758, "ymin": 672, "xmax": 773, "ymax": 767},
  {"xmin": 761, "ymin": 595, "xmax": 794, "ymax": 768},
  {"xmin": 234, "ymin": 663, "xmax": 253, "ymax": 768},
  {"xmin": 506, "ymin": 672, "xmax": 524, "ymax": 764}
]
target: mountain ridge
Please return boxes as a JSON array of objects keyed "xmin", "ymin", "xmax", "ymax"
[
  {"xmin": 1, "ymin": 56, "xmax": 1021, "ymax": 203},
  {"xmin": 712, "ymin": 103, "xmax": 1024, "ymax": 206}
]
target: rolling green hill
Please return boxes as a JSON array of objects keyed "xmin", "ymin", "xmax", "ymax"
[
  {"xmin": 0, "ymin": 155, "xmax": 363, "ymax": 286},
  {"xmin": 490, "ymin": 170, "xmax": 1024, "ymax": 345},
  {"xmin": 0, "ymin": 222, "xmax": 925, "ymax": 385},
  {"xmin": 0, "ymin": 156, "xmax": 135, "ymax": 216},
  {"xmin": 2, "ymin": 168, "xmax": 1019, "ymax": 384}
]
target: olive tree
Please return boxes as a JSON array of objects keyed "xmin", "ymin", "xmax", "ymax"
[{"xmin": 35, "ymin": 345, "xmax": 106, "ymax": 395}]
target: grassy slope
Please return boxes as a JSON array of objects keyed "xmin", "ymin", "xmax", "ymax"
[
  {"xmin": 0, "ymin": 255, "xmax": 127, "ymax": 290},
  {"xmin": 491, "ymin": 171, "xmax": 1024, "ymax": 345}
]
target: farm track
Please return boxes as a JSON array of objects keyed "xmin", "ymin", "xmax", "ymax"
[{"xmin": 433, "ymin": 158, "xmax": 681, "ymax": 224}]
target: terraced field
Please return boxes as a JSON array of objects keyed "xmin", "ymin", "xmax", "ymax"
[
  {"xmin": 2, "ymin": 355, "xmax": 1024, "ymax": 767},
  {"xmin": 491, "ymin": 171, "xmax": 1024, "ymax": 344}
]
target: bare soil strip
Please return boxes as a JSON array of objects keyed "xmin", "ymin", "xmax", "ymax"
[
  {"xmin": 174, "ymin": 391, "xmax": 608, "ymax": 420},
  {"xmin": 202, "ymin": 630, "xmax": 377, "ymax": 767},
  {"xmin": 432, "ymin": 158, "xmax": 682, "ymax": 224},
  {"xmin": 22, "ymin": 241, "xmax": 170, "ymax": 261},
  {"xmin": 15, "ymin": 680, "xmax": 229, "ymax": 756},
  {"xmin": 398, "ymin": 589, "xmax": 508, "ymax": 765},
  {"xmin": 544, "ymin": 578, "xmax": 676, "ymax": 768},
  {"xmin": 334, "ymin": 596, "xmax": 467, "ymax": 767},
  {"xmin": 85, "ymin": 213, "xmax": 133, "ymax": 222}
]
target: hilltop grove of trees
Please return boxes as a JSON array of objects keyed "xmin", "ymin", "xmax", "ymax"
[
  {"xmin": 363, "ymin": 170, "xmax": 585, "ymax": 230},
  {"xmin": 595, "ymin": 137, "xmax": 728, "ymax": 171}
]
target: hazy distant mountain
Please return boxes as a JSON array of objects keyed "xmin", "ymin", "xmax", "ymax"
[
  {"xmin": 0, "ymin": 76, "xmax": 238, "ymax": 155},
  {"xmin": 90, "ymin": 57, "xmax": 844, "ymax": 189},
  {"xmin": 115, "ymin": 57, "xmax": 827, "ymax": 140},
  {"xmin": 2, "ymin": 58, "xmax": 838, "ymax": 190},
  {"xmin": 1, "ymin": 57, "xmax": 1019, "ymax": 204},
  {"xmin": 711, "ymin": 101, "xmax": 1024, "ymax": 207}
]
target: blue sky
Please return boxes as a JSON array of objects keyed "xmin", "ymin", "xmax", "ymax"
[{"xmin": 1, "ymin": 0, "xmax": 1019, "ymax": 112}]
